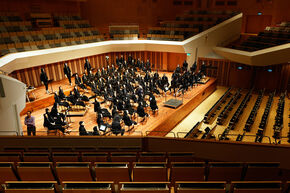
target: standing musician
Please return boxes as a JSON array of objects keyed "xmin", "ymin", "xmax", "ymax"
[
  {"xmin": 40, "ymin": 68, "xmax": 49, "ymax": 94},
  {"xmin": 84, "ymin": 58, "xmax": 92, "ymax": 73},
  {"xmin": 63, "ymin": 63, "xmax": 72, "ymax": 85}
]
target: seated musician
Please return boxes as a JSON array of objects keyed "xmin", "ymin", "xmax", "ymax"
[
  {"xmin": 137, "ymin": 102, "xmax": 149, "ymax": 121},
  {"xmin": 79, "ymin": 121, "xmax": 88, "ymax": 136},
  {"xmin": 111, "ymin": 114, "xmax": 125, "ymax": 136},
  {"xmin": 93, "ymin": 126, "xmax": 100, "ymax": 136},
  {"xmin": 123, "ymin": 110, "xmax": 137, "ymax": 128},
  {"xmin": 50, "ymin": 103, "xmax": 67, "ymax": 126},
  {"xmin": 149, "ymin": 94, "xmax": 158, "ymax": 112},
  {"xmin": 43, "ymin": 108, "xmax": 70, "ymax": 134},
  {"xmin": 58, "ymin": 86, "xmax": 66, "ymax": 100}
]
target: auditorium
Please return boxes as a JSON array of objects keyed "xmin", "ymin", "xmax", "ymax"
[{"xmin": 0, "ymin": 0, "xmax": 289, "ymax": 192}]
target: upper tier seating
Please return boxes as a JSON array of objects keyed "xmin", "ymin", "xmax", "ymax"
[
  {"xmin": 0, "ymin": 13, "xmax": 103, "ymax": 57},
  {"xmin": 228, "ymin": 22, "xmax": 290, "ymax": 51},
  {"xmin": 147, "ymin": 10, "xmax": 239, "ymax": 41}
]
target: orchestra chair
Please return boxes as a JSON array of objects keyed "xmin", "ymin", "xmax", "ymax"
[
  {"xmin": 207, "ymin": 162, "xmax": 244, "ymax": 181},
  {"xmin": 22, "ymin": 152, "xmax": 50, "ymax": 162},
  {"xmin": 170, "ymin": 162, "xmax": 205, "ymax": 183},
  {"xmin": 94, "ymin": 162, "xmax": 131, "ymax": 183},
  {"xmin": 119, "ymin": 182, "xmax": 170, "ymax": 193},
  {"xmin": 175, "ymin": 181, "xmax": 227, "ymax": 193},
  {"xmin": 132, "ymin": 162, "xmax": 168, "ymax": 182},
  {"xmin": 0, "ymin": 162, "xmax": 18, "ymax": 184},
  {"xmin": 3, "ymin": 181, "xmax": 57, "ymax": 193},
  {"xmin": 62, "ymin": 181, "xmax": 114, "ymax": 193},
  {"xmin": 167, "ymin": 152, "xmax": 195, "ymax": 163},
  {"xmin": 230, "ymin": 181, "xmax": 282, "ymax": 193},
  {"xmin": 81, "ymin": 152, "xmax": 109, "ymax": 163},
  {"xmin": 139, "ymin": 152, "xmax": 167, "ymax": 162},
  {"xmin": 0, "ymin": 152, "xmax": 21, "ymax": 163},
  {"xmin": 244, "ymin": 162, "xmax": 282, "ymax": 181},
  {"xmin": 55, "ymin": 162, "xmax": 94, "ymax": 182},
  {"xmin": 17, "ymin": 162, "xmax": 55, "ymax": 181},
  {"xmin": 52, "ymin": 152, "xmax": 80, "ymax": 162}
]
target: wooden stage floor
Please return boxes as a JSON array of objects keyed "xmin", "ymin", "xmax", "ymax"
[{"xmin": 20, "ymin": 72, "xmax": 217, "ymax": 137}]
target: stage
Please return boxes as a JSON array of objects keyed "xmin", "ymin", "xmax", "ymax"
[{"xmin": 20, "ymin": 73, "xmax": 217, "ymax": 137}]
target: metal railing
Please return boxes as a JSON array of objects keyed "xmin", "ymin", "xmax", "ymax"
[{"xmin": 145, "ymin": 131, "xmax": 176, "ymax": 138}]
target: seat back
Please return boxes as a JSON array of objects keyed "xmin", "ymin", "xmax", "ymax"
[
  {"xmin": 56, "ymin": 162, "xmax": 93, "ymax": 182},
  {"xmin": 81, "ymin": 152, "xmax": 108, "ymax": 162},
  {"xmin": 94, "ymin": 162, "xmax": 130, "ymax": 183},
  {"xmin": 207, "ymin": 162, "xmax": 243, "ymax": 181},
  {"xmin": 171, "ymin": 162, "xmax": 205, "ymax": 182},
  {"xmin": 52, "ymin": 152, "xmax": 79, "ymax": 162},
  {"xmin": 231, "ymin": 181, "xmax": 282, "ymax": 193},
  {"xmin": 62, "ymin": 181, "xmax": 113, "ymax": 193},
  {"xmin": 133, "ymin": 162, "xmax": 168, "ymax": 182},
  {"xmin": 0, "ymin": 162, "xmax": 17, "ymax": 184},
  {"xmin": 244, "ymin": 162, "xmax": 281, "ymax": 180},
  {"xmin": 23, "ymin": 153, "xmax": 50, "ymax": 162},
  {"xmin": 175, "ymin": 181, "xmax": 226, "ymax": 193},
  {"xmin": 17, "ymin": 162, "xmax": 55, "ymax": 181},
  {"xmin": 110, "ymin": 152, "xmax": 137, "ymax": 163},
  {"xmin": 0, "ymin": 152, "xmax": 21, "ymax": 162},
  {"xmin": 4, "ymin": 181, "xmax": 57, "ymax": 193},
  {"xmin": 167, "ymin": 153, "xmax": 195, "ymax": 163},
  {"xmin": 139, "ymin": 152, "xmax": 167, "ymax": 162},
  {"xmin": 119, "ymin": 182, "xmax": 170, "ymax": 193}
]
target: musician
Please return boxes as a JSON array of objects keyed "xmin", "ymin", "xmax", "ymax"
[
  {"xmin": 43, "ymin": 108, "xmax": 69, "ymax": 134},
  {"xmin": 63, "ymin": 63, "xmax": 72, "ymax": 85},
  {"xmin": 24, "ymin": 111, "xmax": 36, "ymax": 136},
  {"xmin": 200, "ymin": 61, "xmax": 207, "ymax": 76},
  {"xmin": 79, "ymin": 121, "xmax": 88, "ymax": 136},
  {"xmin": 190, "ymin": 61, "xmax": 197, "ymax": 73},
  {"xmin": 123, "ymin": 110, "xmax": 137, "ymax": 128},
  {"xmin": 40, "ymin": 68, "xmax": 49, "ymax": 94},
  {"xmin": 175, "ymin": 64, "xmax": 181, "ymax": 74},
  {"xmin": 111, "ymin": 114, "xmax": 125, "ymax": 136},
  {"xmin": 58, "ymin": 86, "xmax": 66, "ymax": 100},
  {"xmin": 137, "ymin": 102, "xmax": 149, "ymax": 121},
  {"xmin": 54, "ymin": 92, "xmax": 60, "ymax": 104},
  {"xmin": 149, "ymin": 94, "xmax": 158, "ymax": 112},
  {"xmin": 84, "ymin": 58, "xmax": 91, "ymax": 73},
  {"xmin": 182, "ymin": 60, "xmax": 188, "ymax": 72},
  {"xmin": 93, "ymin": 126, "xmax": 100, "ymax": 136}
]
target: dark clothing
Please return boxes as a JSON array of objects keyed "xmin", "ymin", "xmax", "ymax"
[
  {"xmin": 79, "ymin": 125, "xmax": 88, "ymax": 136},
  {"xmin": 27, "ymin": 126, "xmax": 36, "ymax": 136},
  {"xmin": 40, "ymin": 71, "xmax": 49, "ymax": 91},
  {"xmin": 84, "ymin": 60, "xmax": 91, "ymax": 72},
  {"xmin": 64, "ymin": 65, "xmax": 72, "ymax": 84}
]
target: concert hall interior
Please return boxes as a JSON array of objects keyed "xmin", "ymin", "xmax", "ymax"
[{"xmin": 0, "ymin": 0, "xmax": 289, "ymax": 192}]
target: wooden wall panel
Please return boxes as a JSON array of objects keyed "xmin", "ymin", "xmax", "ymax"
[
  {"xmin": 198, "ymin": 57, "xmax": 289, "ymax": 92},
  {"xmin": 10, "ymin": 51, "xmax": 186, "ymax": 87}
]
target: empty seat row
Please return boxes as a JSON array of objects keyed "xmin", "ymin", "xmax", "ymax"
[
  {"xmin": 1, "ymin": 181, "xmax": 289, "ymax": 193},
  {"xmin": 272, "ymin": 91, "xmax": 286, "ymax": 139},
  {"xmin": 244, "ymin": 89, "xmax": 264, "ymax": 132},
  {"xmin": 0, "ymin": 152, "xmax": 195, "ymax": 163},
  {"xmin": 0, "ymin": 161, "xmax": 285, "ymax": 184}
]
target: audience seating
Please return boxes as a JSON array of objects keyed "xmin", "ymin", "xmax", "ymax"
[
  {"xmin": 170, "ymin": 162, "xmax": 205, "ymax": 182},
  {"xmin": 203, "ymin": 88, "xmax": 232, "ymax": 124},
  {"xmin": 244, "ymin": 89, "xmax": 264, "ymax": 132},
  {"xmin": 207, "ymin": 162, "xmax": 243, "ymax": 181},
  {"xmin": 119, "ymin": 182, "xmax": 170, "ymax": 193},
  {"xmin": 133, "ymin": 162, "xmax": 168, "ymax": 182},
  {"xmin": 94, "ymin": 162, "xmax": 131, "ymax": 183},
  {"xmin": 0, "ymin": 162, "xmax": 18, "ymax": 184},
  {"xmin": 230, "ymin": 181, "xmax": 282, "ymax": 193},
  {"xmin": 22, "ymin": 152, "xmax": 50, "ymax": 162},
  {"xmin": 273, "ymin": 91, "xmax": 286, "ymax": 139},
  {"xmin": 110, "ymin": 152, "xmax": 138, "ymax": 163},
  {"xmin": 167, "ymin": 153, "xmax": 195, "ymax": 163},
  {"xmin": 139, "ymin": 152, "xmax": 167, "ymax": 162},
  {"xmin": 55, "ymin": 162, "xmax": 94, "ymax": 182},
  {"xmin": 228, "ymin": 22, "xmax": 290, "ymax": 52},
  {"xmin": 81, "ymin": 152, "xmax": 109, "ymax": 162},
  {"xmin": 62, "ymin": 181, "xmax": 113, "ymax": 193},
  {"xmin": 3, "ymin": 181, "xmax": 57, "ymax": 193},
  {"xmin": 244, "ymin": 162, "xmax": 281, "ymax": 181},
  {"xmin": 52, "ymin": 152, "xmax": 80, "ymax": 162},
  {"xmin": 175, "ymin": 181, "xmax": 226, "ymax": 193},
  {"xmin": 17, "ymin": 162, "xmax": 55, "ymax": 181},
  {"xmin": 0, "ymin": 152, "xmax": 21, "ymax": 162}
]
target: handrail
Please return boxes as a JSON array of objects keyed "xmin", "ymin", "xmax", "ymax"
[
  {"xmin": 218, "ymin": 133, "xmax": 272, "ymax": 144},
  {"xmin": 145, "ymin": 131, "xmax": 176, "ymax": 138},
  {"xmin": 0, "ymin": 130, "xmax": 19, "ymax": 135}
]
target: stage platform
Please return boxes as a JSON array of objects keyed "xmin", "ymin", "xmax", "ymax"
[{"xmin": 20, "ymin": 73, "xmax": 217, "ymax": 137}]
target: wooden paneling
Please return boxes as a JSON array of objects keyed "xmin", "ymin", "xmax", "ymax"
[
  {"xmin": 198, "ymin": 57, "xmax": 289, "ymax": 91},
  {"xmin": 245, "ymin": 15, "xmax": 272, "ymax": 34},
  {"xmin": 10, "ymin": 51, "xmax": 186, "ymax": 87}
]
